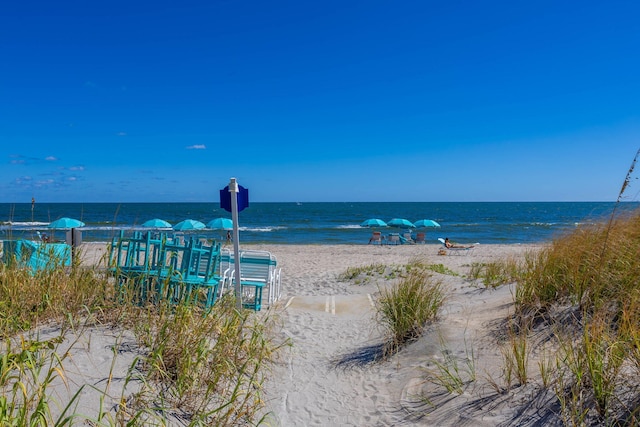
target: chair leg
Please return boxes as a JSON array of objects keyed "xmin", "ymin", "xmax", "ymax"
[
  {"xmin": 202, "ymin": 283, "xmax": 218, "ymax": 312},
  {"xmin": 241, "ymin": 284, "xmax": 263, "ymax": 311}
]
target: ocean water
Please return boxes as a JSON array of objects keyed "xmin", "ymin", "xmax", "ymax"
[{"xmin": 1, "ymin": 202, "xmax": 638, "ymax": 245}]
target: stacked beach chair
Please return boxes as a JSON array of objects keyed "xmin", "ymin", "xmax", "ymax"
[
  {"xmin": 108, "ymin": 231, "xmax": 282, "ymax": 312},
  {"xmin": 108, "ymin": 231, "xmax": 221, "ymax": 311},
  {"xmin": 218, "ymin": 248, "xmax": 282, "ymax": 311}
]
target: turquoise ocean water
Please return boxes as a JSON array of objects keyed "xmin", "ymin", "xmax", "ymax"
[{"xmin": 1, "ymin": 202, "xmax": 638, "ymax": 245}]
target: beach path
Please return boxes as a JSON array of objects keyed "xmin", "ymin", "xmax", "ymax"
[{"xmin": 257, "ymin": 244, "xmax": 534, "ymax": 427}]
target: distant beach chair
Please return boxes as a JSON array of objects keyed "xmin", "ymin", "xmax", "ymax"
[
  {"xmin": 437, "ymin": 238, "xmax": 477, "ymax": 255},
  {"xmin": 402, "ymin": 232, "xmax": 414, "ymax": 244},
  {"xmin": 368, "ymin": 231, "xmax": 383, "ymax": 245},
  {"xmin": 387, "ymin": 234, "xmax": 400, "ymax": 245},
  {"xmin": 415, "ymin": 232, "xmax": 426, "ymax": 244}
]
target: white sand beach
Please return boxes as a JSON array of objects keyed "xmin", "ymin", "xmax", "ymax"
[
  {"xmin": 49, "ymin": 242, "xmax": 544, "ymax": 425},
  {"xmin": 250, "ymin": 243, "xmax": 543, "ymax": 426}
]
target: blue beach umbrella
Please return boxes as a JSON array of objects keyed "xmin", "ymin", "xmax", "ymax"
[
  {"xmin": 414, "ymin": 219, "xmax": 441, "ymax": 228},
  {"xmin": 48, "ymin": 217, "xmax": 85, "ymax": 229},
  {"xmin": 173, "ymin": 219, "xmax": 206, "ymax": 231},
  {"xmin": 142, "ymin": 218, "xmax": 172, "ymax": 228},
  {"xmin": 206, "ymin": 217, "xmax": 233, "ymax": 230},
  {"xmin": 387, "ymin": 218, "xmax": 415, "ymax": 228},
  {"xmin": 360, "ymin": 218, "xmax": 388, "ymax": 228}
]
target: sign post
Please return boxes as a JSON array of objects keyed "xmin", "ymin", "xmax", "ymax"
[
  {"xmin": 229, "ymin": 178, "xmax": 242, "ymax": 309},
  {"xmin": 65, "ymin": 228, "xmax": 83, "ymax": 266},
  {"xmin": 220, "ymin": 178, "xmax": 249, "ymax": 310}
]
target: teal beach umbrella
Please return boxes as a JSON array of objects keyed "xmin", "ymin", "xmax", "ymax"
[
  {"xmin": 387, "ymin": 218, "xmax": 415, "ymax": 228},
  {"xmin": 48, "ymin": 217, "xmax": 85, "ymax": 229},
  {"xmin": 414, "ymin": 219, "xmax": 441, "ymax": 228},
  {"xmin": 360, "ymin": 218, "xmax": 388, "ymax": 228},
  {"xmin": 206, "ymin": 218, "xmax": 233, "ymax": 230},
  {"xmin": 142, "ymin": 218, "xmax": 172, "ymax": 228},
  {"xmin": 173, "ymin": 219, "xmax": 206, "ymax": 231}
]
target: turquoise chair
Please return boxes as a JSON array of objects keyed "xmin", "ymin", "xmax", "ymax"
[
  {"xmin": 2, "ymin": 239, "xmax": 71, "ymax": 273},
  {"xmin": 156, "ymin": 238, "xmax": 221, "ymax": 310},
  {"xmin": 109, "ymin": 231, "xmax": 162, "ymax": 303}
]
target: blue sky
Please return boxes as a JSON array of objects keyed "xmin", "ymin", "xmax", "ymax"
[{"xmin": 1, "ymin": 0, "xmax": 639, "ymax": 203}]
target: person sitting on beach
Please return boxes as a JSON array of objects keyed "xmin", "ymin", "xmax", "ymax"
[{"xmin": 444, "ymin": 237, "xmax": 474, "ymax": 249}]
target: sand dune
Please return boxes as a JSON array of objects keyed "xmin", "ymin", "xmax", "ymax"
[{"xmin": 63, "ymin": 242, "xmax": 544, "ymax": 425}]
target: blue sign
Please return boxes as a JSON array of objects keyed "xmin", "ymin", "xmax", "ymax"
[{"xmin": 220, "ymin": 185, "xmax": 249, "ymax": 213}]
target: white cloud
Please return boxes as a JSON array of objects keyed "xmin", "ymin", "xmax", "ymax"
[
  {"xmin": 15, "ymin": 176, "xmax": 32, "ymax": 184},
  {"xmin": 116, "ymin": 132, "xmax": 127, "ymax": 137},
  {"xmin": 186, "ymin": 145, "xmax": 206, "ymax": 150},
  {"xmin": 34, "ymin": 179, "xmax": 55, "ymax": 187},
  {"xmin": 68, "ymin": 166, "xmax": 85, "ymax": 171},
  {"xmin": 45, "ymin": 156, "xmax": 58, "ymax": 161}
]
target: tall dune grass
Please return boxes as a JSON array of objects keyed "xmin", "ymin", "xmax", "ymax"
[
  {"xmin": 500, "ymin": 149, "xmax": 640, "ymax": 424},
  {"xmin": 509, "ymin": 212, "xmax": 640, "ymax": 423}
]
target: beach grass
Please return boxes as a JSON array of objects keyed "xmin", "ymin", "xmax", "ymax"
[
  {"xmin": 424, "ymin": 331, "xmax": 476, "ymax": 395},
  {"xmin": 468, "ymin": 257, "xmax": 521, "ymax": 288},
  {"xmin": 375, "ymin": 264, "xmax": 446, "ymax": 356},
  {"xmin": 0, "ymin": 246, "xmax": 283, "ymax": 425},
  {"xmin": 486, "ymin": 182, "xmax": 640, "ymax": 422},
  {"xmin": 428, "ymin": 151, "xmax": 640, "ymax": 424}
]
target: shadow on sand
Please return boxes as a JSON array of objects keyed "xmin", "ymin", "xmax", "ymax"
[{"xmin": 330, "ymin": 342, "xmax": 388, "ymax": 370}]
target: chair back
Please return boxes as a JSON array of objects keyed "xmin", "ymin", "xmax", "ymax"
[
  {"xmin": 109, "ymin": 231, "xmax": 161, "ymax": 274},
  {"xmin": 239, "ymin": 250, "xmax": 274, "ymax": 282},
  {"xmin": 369, "ymin": 231, "xmax": 383, "ymax": 244},
  {"xmin": 192, "ymin": 241, "xmax": 221, "ymax": 283},
  {"xmin": 220, "ymin": 250, "xmax": 281, "ymax": 309}
]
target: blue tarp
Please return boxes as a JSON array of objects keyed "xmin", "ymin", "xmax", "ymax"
[{"xmin": 2, "ymin": 240, "xmax": 71, "ymax": 272}]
